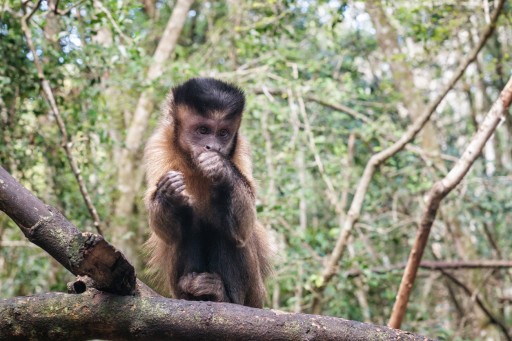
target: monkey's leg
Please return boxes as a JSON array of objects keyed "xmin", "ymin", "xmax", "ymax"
[
  {"xmin": 205, "ymin": 236, "xmax": 251, "ymax": 305},
  {"xmin": 243, "ymin": 275, "xmax": 266, "ymax": 308}
]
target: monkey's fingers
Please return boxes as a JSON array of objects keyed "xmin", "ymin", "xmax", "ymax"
[
  {"xmin": 197, "ymin": 153, "xmax": 228, "ymax": 179},
  {"xmin": 157, "ymin": 170, "xmax": 184, "ymax": 188},
  {"xmin": 167, "ymin": 170, "xmax": 184, "ymax": 181},
  {"xmin": 197, "ymin": 150, "xmax": 225, "ymax": 165},
  {"xmin": 172, "ymin": 184, "xmax": 186, "ymax": 194}
]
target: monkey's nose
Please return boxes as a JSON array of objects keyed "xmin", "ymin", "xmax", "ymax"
[{"xmin": 205, "ymin": 145, "xmax": 221, "ymax": 152}]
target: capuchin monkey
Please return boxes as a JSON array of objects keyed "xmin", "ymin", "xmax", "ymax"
[{"xmin": 144, "ymin": 78, "xmax": 272, "ymax": 308}]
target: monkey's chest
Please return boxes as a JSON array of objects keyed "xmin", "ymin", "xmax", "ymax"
[
  {"xmin": 180, "ymin": 224, "xmax": 238, "ymax": 268},
  {"xmin": 184, "ymin": 176, "xmax": 215, "ymax": 215}
]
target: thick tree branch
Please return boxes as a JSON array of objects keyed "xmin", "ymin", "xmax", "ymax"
[
  {"xmin": 0, "ymin": 290, "xmax": 433, "ymax": 341},
  {"xmin": 0, "ymin": 166, "xmax": 136, "ymax": 295},
  {"xmin": 310, "ymin": 0, "xmax": 505, "ymax": 314},
  {"xmin": 0, "ymin": 166, "xmax": 432, "ymax": 339},
  {"xmin": 388, "ymin": 75, "xmax": 512, "ymax": 329}
]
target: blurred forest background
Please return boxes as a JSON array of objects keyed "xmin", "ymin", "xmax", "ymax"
[{"xmin": 1, "ymin": 0, "xmax": 512, "ymax": 340}]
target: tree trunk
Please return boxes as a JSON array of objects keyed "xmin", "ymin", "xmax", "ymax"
[{"xmin": 365, "ymin": 0, "xmax": 441, "ymax": 158}]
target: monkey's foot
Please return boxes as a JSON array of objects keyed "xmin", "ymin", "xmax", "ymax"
[{"xmin": 178, "ymin": 272, "xmax": 226, "ymax": 302}]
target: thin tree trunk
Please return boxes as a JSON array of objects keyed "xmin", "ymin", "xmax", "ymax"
[
  {"xmin": 310, "ymin": 0, "xmax": 504, "ymax": 314},
  {"xmin": 388, "ymin": 75, "xmax": 512, "ymax": 329},
  {"xmin": 365, "ymin": 0, "xmax": 441, "ymax": 159}
]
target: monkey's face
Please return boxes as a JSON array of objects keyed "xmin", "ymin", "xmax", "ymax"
[{"xmin": 176, "ymin": 109, "xmax": 241, "ymax": 160}]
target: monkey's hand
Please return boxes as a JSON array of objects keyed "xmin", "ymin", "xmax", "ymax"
[
  {"xmin": 196, "ymin": 151, "xmax": 233, "ymax": 183},
  {"xmin": 154, "ymin": 171, "xmax": 191, "ymax": 207}
]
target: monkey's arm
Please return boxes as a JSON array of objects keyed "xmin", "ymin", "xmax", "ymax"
[
  {"xmin": 147, "ymin": 171, "xmax": 194, "ymax": 244},
  {"xmin": 197, "ymin": 151, "xmax": 256, "ymax": 246}
]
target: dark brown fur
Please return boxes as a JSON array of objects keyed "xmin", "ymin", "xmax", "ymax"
[{"xmin": 144, "ymin": 78, "xmax": 272, "ymax": 307}]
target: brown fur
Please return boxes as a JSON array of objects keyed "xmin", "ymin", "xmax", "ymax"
[{"xmin": 144, "ymin": 103, "xmax": 272, "ymax": 307}]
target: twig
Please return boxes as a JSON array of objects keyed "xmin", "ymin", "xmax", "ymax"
[
  {"xmin": 93, "ymin": 0, "xmax": 132, "ymax": 43},
  {"xmin": 345, "ymin": 260, "xmax": 512, "ymax": 277},
  {"xmin": 253, "ymin": 88, "xmax": 371, "ymax": 123},
  {"xmin": 25, "ymin": 0, "xmax": 42, "ymax": 22},
  {"xmin": 53, "ymin": 0, "xmax": 60, "ymax": 14},
  {"xmin": 440, "ymin": 270, "xmax": 511, "ymax": 341},
  {"xmin": 21, "ymin": 8, "xmax": 103, "ymax": 235},
  {"xmin": 311, "ymin": 0, "xmax": 505, "ymax": 315},
  {"xmin": 56, "ymin": 0, "xmax": 88, "ymax": 16},
  {"xmin": 296, "ymin": 90, "xmax": 337, "ymax": 203},
  {"xmin": 307, "ymin": 96, "xmax": 371, "ymax": 123},
  {"xmin": 388, "ymin": 73, "xmax": 512, "ymax": 329},
  {"xmin": 255, "ymin": 88, "xmax": 459, "ymax": 165}
]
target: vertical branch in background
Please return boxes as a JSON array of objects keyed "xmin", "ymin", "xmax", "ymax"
[
  {"xmin": 343, "ymin": 132, "xmax": 372, "ymax": 323},
  {"xmin": 389, "ymin": 76, "xmax": 512, "ymax": 329},
  {"xmin": 112, "ymin": 0, "xmax": 194, "ymax": 260},
  {"xmin": 226, "ymin": 0, "xmax": 242, "ymax": 69},
  {"xmin": 141, "ymin": 0, "xmax": 156, "ymax": 19},
  {"xmin": 20, "ymin": 3, "xmax": 103, "ymax": 235},
  {"xmin": 286, "ymin": 72, "xmax": 309, "ymax": 313},
  {"xmin": 296, "ymin": 92, "xmax": 337, "ymax": 206},
  {"xmin": 293, "ymin": 149, "xmax": 306, "ymax": 313},
  {"xmin": 365, "ymin": 0, "xmax": 441, "ymax": 164},
  {"xmin": 259, "ymin": 89, "xmax": 277, "ymax": 203},
  {"xmin": 93, "ymin": 0, "xmax": 132, "ymax": 43},
  {"xmin": 310, "ymin": 0, "xmax": 504, "ymax": 314},
  {"xmin": 296, "ymin": 89, "xmax": 368, "ymax": 315},
  {"xmin": 258, "ymin": 91, "xmax": 281, "ymax": 309}
]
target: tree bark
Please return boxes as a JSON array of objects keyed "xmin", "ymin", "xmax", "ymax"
[
  {"xmin": 0, "ymin": 290, "xmax": 434, "ymax": 341},
  {"xmin": 388, "ymin": 75, "xmax": 512, "ymax": 329},
  {"xmin": 0, "ymin": 166, "xmax": 434, "ymax": 340},
  {"xmin": 0, "ymin": 166, "xmax": 136, "ymax": 295},
  {"xmin": 310, "ymin": 0, "xmax": 505, "ymax": 314}
]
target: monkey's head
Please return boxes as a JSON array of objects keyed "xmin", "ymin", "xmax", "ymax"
[{"xmin": 170, "ymin": 78, "xmax": 246, "ymax": 161}]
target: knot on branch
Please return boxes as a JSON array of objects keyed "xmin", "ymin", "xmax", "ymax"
[{"xmin": 68, "ymin": 230, "xmax": 137, "ymax": 295}]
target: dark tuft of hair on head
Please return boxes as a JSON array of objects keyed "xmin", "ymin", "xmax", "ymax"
[{"xmin": 171, "ymin": 78, "xmax": 245, "ymax": 118}]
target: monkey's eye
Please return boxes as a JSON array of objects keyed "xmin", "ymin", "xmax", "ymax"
[
  {"xmin": 197, "ymin": 126, "xmax": 209, "ymax": 135},
  {"xmin": 219, "ymin": 129, "xmax": 229, "ymax": 137}
]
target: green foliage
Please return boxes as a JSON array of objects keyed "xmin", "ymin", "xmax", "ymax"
[{"xmin": 1, "ymin": 1, "xmax": 512, "ymax": 339}]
